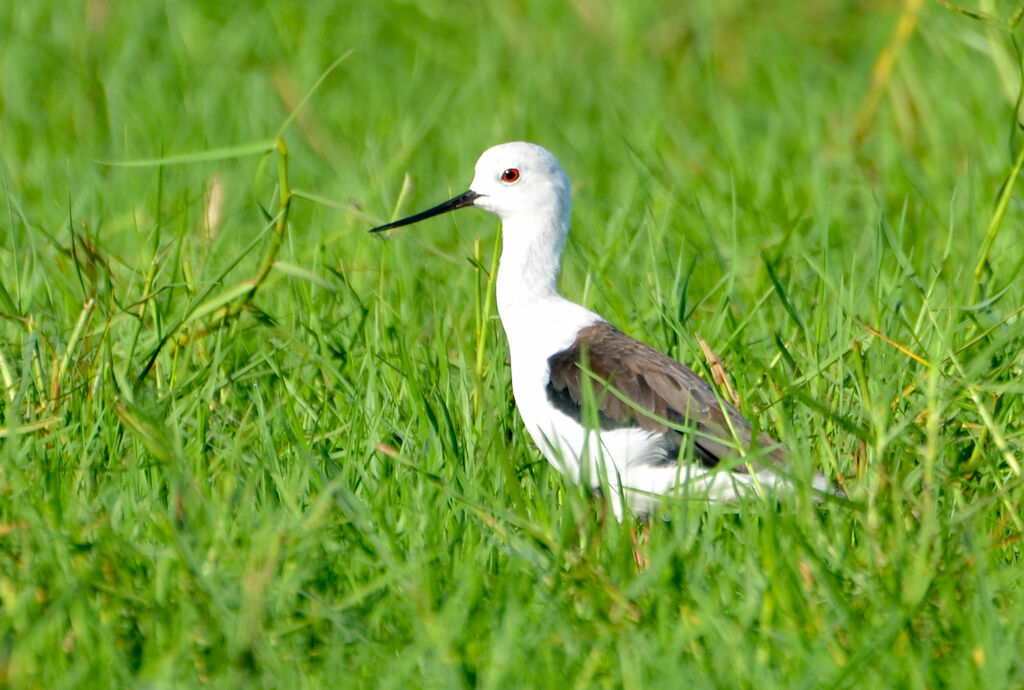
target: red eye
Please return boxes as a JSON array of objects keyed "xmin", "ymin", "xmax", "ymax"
[{"xmin": 501, "ymin": 168, "xmax": 520, "ymax": 183}]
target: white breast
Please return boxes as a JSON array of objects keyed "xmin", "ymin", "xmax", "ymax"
[
  {"xmin": 501, "ymin": 297, "xmax": 790, "ymax": 519},
  {"xmin": 499, "ymin": 299, "xmax": 675, "ymax": 517}
]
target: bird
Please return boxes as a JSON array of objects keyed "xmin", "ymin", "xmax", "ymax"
[{"xmin": 370, "ymin": 142, "xmax": 836, "ymax": 519}]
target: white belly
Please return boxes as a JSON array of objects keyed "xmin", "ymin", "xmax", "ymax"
[{"xmin": 500, "ymin": 299, "xmax": 789, "ymax": 519}]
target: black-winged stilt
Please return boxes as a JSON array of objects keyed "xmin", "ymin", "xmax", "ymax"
[{"xmin": 371, "ymin": 142, "xmax": 836, "ymax": 518}]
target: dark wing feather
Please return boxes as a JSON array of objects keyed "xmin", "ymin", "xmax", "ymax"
[{"xmin": 545, "ymin": 321, "xmax": 785, "ymax": 469}]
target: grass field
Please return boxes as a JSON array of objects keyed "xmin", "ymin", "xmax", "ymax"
[{"xmin": 2, "ymin": 0, "xmax": 1024, "ymax": 687}]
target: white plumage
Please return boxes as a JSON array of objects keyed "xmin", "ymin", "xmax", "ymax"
[{"xmin": 372, "ymin": 142, "xmax": 835, "ymax": 519}]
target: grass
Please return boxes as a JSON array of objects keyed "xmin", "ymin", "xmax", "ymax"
[{"xmin": 2, "ymin": 0, "xmax": 1024, "ymax": 686}]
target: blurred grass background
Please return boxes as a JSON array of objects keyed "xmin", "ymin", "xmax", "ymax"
[{"xmin": 2, "ymin": 0, "xmax": 1024, "ymax": 686}]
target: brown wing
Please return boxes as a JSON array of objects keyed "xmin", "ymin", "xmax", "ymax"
[{"xmin": 546, "ymin": 321, "xmax": 785, "ymax": 468}]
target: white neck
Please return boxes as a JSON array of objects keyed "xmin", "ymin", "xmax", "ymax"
[
  {"xmin": 495, "ymin": 211, "xmax": 568, "ymax": 322},
  {"xmin": 492, "ymin": 207, "xmax": 604, "ymax": 382}
]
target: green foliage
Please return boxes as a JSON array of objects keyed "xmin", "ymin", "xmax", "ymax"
[{"xmin": 2, "ymin": 0, "xmax": 1023, "ymax": 686}]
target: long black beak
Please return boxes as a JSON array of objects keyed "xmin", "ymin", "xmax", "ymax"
[{"xmin": 369, "ymin": 190, "xmax": 482, "ymax": 233}]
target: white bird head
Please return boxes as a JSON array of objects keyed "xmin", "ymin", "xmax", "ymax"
[
  {"xmin": 370, "ymin": 142, "xmax": 572, "ymax": 242},
  {"xmin": 467, "ymin": 142, "xmax": 571, "ymax": 223}
]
